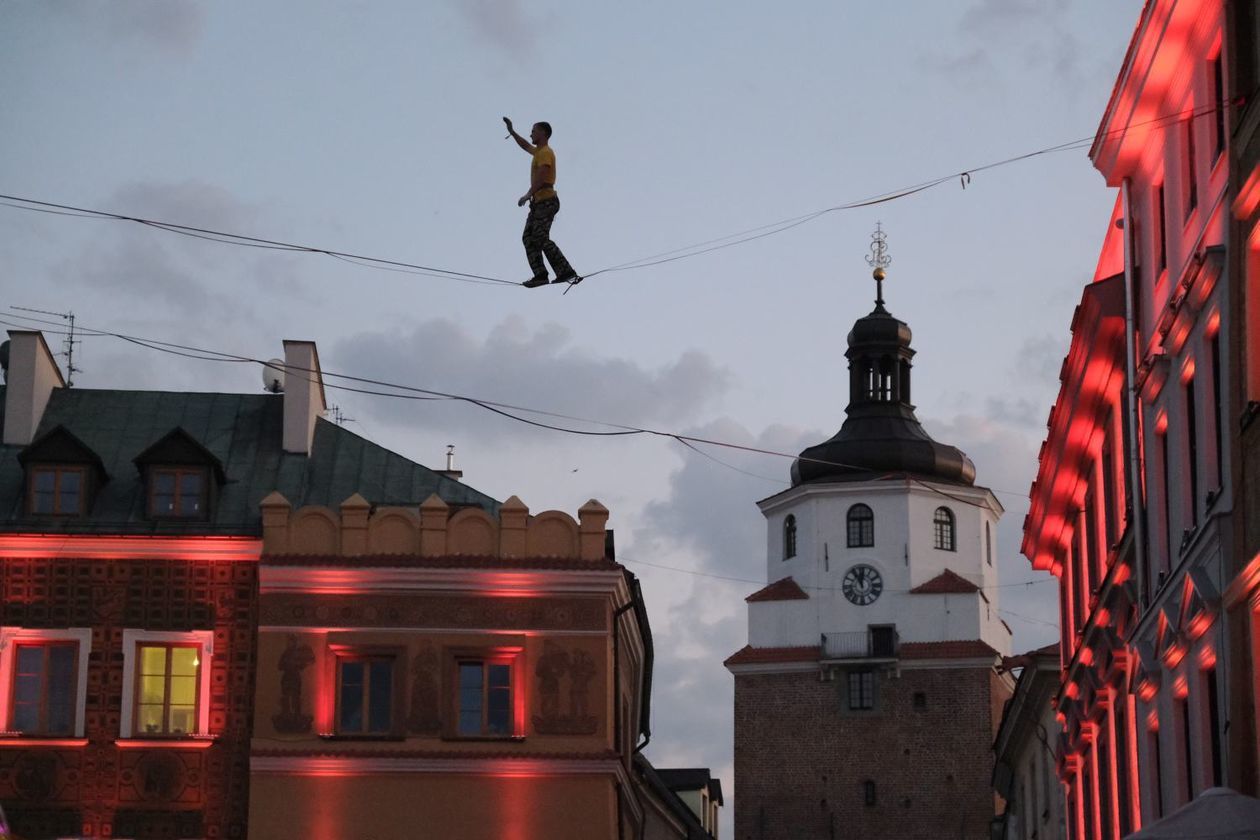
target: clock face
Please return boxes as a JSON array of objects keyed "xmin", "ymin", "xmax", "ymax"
[{"xmin": 842, "ymin": 564, "xmax": 883, "ymax": 606}]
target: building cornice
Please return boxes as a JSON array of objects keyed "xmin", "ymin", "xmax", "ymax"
[
  {"xmin": 0, "ymin": 532, "xmax": 261, "ymax": 562},
  {"xmin": 759, "ymin": 477, "xmax": 1001, "ymax": 517}
]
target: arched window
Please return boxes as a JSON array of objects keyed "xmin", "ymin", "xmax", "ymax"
[
  {"xmin": 985, "ymin": 522, "xmax": 993, "ymax": 566},
  {"xmin": 783, "ymin": 515, "xmax": 797, "ymax": 560},
  {"xmin": 933, "ymin": 507, "xmax": 956, "ymax": 551},
  {"xmin": 847, "ymin": 504, "xmax": 874, "ymax": 548}
]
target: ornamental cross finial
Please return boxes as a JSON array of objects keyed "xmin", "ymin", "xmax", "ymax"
[{"xmin": 865, "ymin": 222, "xmax": 891, "ymax": 308}]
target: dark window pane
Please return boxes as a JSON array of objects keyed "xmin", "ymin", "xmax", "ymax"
[
  {"xmin": 367, "ymin": 661, "xmax": 393, "ymax": 733},
  {"xmin": 179, "ymin": 472, "xmax": 203, "ymax": 515},
  {"xmin": 47, "ymin": 646, "xmax": 76, "ymax": 734},
  {"xmin": 152, "ymin": 471, "xmax": 176, "ymax": 514},
  {"xmin": 339, "ymin": 661, "xmax": 364, "ymax": 732},
  {"xmin": 488, "ymin": 664, "xmax": 510, "ymax": 689},
  {"xmin": 32, "ymin": 471, "xmax": 55, "ymax": 513},
  {"xmin": 12, "ymin": 701, "xmax": 39, "ymax": 732}
]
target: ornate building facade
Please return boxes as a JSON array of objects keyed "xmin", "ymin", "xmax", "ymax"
[
  {"xmin": 727, "ymin": 246, "xmax": 1012, "ymax": 840},
  {"xmin": 1024, "ymin": 0, "xmax": 1260, "ymax": 836},
  {"xmin": 247, "ymin": 493, "xmax": 659, "ymax": 840}
]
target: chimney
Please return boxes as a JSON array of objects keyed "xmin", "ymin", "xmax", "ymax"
[
  {"xmin": 437, "ymin": 444, "xmax": 463, "ymax": 482},
  {"xmin": 282, "ymin": 340, "xmax": 327, "ymax": 455},
  {"xmin": 3, "ymin": 331, "xmax": 65, "ymax": 446}
]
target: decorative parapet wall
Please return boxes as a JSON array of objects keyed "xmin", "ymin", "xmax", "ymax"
[{"xmin": 259, "ymin": 492, "xmax": 610, "ymax": 561}]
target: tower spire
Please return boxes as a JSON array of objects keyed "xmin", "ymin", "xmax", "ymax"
[{"xmin": 865, "ymin": 222, "xmax": 891, "ymax": 311}]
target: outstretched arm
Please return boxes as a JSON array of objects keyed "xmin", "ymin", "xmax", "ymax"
[{"xmin": 503, "ymin": 117, "xmax": 535, "ymax": 153}]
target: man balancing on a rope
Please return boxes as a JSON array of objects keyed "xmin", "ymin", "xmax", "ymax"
[{"xmin": 503, "ymin": 117, "xmax": 580, "ymax": 288}]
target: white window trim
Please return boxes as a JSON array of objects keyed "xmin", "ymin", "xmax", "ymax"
[
  {"xmin": 120, "ymin": 628, "xmax": 213, "ymax": 739},
  {"xmin": 0, "ymin": 626, "xmax": 92, "ymax": 738}
]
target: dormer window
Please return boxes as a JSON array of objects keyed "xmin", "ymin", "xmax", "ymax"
[
  {"xmin": 29, "ymin": 465, "xmax": 86, "ymax": 515},
  {"xmin": 149, "ymin": 467, "xmax": 206, "ymax": 518},
  {"xmin": 18, "ymin": 425, "xmax": 107, "ymax": 518},
  {"xmin": 134, "ymin": 427, "xmax": 225, "ymax": 522},
  {"xmin": 783, "ymin": 515, "xmax": 797, "ymax": 560}
]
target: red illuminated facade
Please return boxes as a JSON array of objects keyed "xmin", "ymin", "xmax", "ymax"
[{"xmin": 1024, "ymin": 0, "xmax": 1260, "ymax": 836}]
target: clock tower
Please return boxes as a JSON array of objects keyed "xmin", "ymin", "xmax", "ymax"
[{"xmin": 726, "ymin": 229, "xmax": 1013, "ymax": 840}]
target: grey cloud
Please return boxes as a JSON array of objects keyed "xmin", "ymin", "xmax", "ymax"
[
  {"xmin": 924, "ymin": 0, "xmax": 1088, "ymax": 88},
  {"xmin": 1014, "ymin": 333, "xmax": 1066, "ymax": 388},
  {"xmin": 452, "ymin": 0, "xmax": 541, "ymax": 60},
  {"xmin": 330, "ymin": 319, "xmax": 732, "ymax": 442},
  {"xmin": 105, "ymin": 0, "xmax": 204, "ymax": 52}
]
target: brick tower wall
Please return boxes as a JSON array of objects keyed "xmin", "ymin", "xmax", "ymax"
[{"xmin": 733, "ymin": 664, "xmax": 1010, "ymax": 840}]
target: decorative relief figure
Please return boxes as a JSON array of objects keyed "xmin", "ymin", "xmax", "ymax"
[
  {"xmin": 406, "ymin": 643, "xmax": 441, "ymax": 735},
  {"xmin": 533, "ymin": 642, "xmax": 598, "ymax": 735},
  {"xmin": 12, "ymin": 752, "xmax": 59, "ymax": 802},
  {"xmin": 135, "ymin": 751, "xmax": 185, "ymax": 802},
  {"xmin": 272, "ymin": 634, "xmax": 315, "ymax": 734}
]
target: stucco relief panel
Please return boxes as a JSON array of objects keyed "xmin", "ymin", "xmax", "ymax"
[{"xmin": 262, "ymin": 594, "xmax": 605, "ymax": 632}]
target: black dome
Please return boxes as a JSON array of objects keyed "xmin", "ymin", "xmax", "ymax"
[{"xmin": 791, "ymin": 295, "xmax": 975, "ymax": 487}]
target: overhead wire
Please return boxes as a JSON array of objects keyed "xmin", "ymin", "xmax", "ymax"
[
  {"xmin": 0, "ymin": 94, "xmax": 1242, "ymax": 291},
  {"xmin": 3, "ymin": 309, "xmax": 1038, "ymax": 499}
]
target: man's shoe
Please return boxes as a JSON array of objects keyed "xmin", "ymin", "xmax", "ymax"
[
  {"xmin": 552, "ymin": 272, "xmax": 580, "ymax": 284},
  {"xmin": 523, "ymin": 275, "xmax": 549, "ymax": 288}
]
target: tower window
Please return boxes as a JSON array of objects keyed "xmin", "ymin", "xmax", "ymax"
[
  {"xmin": 863, "ymin": 779, "xmax": 877, "ymax": 806},
  {"xmin": 913, "ymin": 691, "xmax": 927, "ymax": 711},
  {"xmin": 985, "ymin": 522, "xmax": 993, "ymax": 566},
  {"xmin": 847, "ymin": 504, "xmax": 874, "ymax": 547},
  {"xmin": 932, "ymin": 507, "xmax": 956, "ymax": 551},
  {"xmin": 783, "ymin": 515, "xmax": 797, "ymax": 560},
  {"xmin": 847, "ymin": 670, "xmax": 875, "ymax": 711}
]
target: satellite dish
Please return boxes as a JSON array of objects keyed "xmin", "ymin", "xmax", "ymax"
[{"xmin": 261, "ymin": 358, "xmax": 285, "ymax": 393}]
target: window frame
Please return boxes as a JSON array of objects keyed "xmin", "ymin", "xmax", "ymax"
[
  {"xmin": 132, "ymin": 641, "xmax": 201, "ymax": 738},
  {"xmin": 846, "ymin": 669, "xmax": 875, "ymax": 712},
  {"xmin": 846, "ymin": 504, "xmax": 874, "ymax": 548},
  {"xmin": 0, "ymin": 627, "xmax": 92, "ymax": 739},
  {"xmin": 27, "ymin": 464, "xmax": 88, "ymax": 517},
  {"xmin": 932, "ymin": 507, "xmax": 956, "ymax": 552},
  {"xmin": 444, "ymin": 646, "xmax": 523, "ymax": 741},
  {"xmin": 783, "ymin": 514, "xmax": 797, "ymax": 560},
  {"xmin": 147, "ymin": 466, "xmax": 210, "ymax": 520},
  {"xmin": 331, "ymin": 647, "xmax": 404, "ymax": 738},
  {"xmin": 119, "ymin": 629, "xmax": 213, "ymax": 739}
]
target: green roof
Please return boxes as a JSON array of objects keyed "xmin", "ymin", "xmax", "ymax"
[{"xmin": 0, "ymin": 385, "xmax": 499, "ymax": 535}]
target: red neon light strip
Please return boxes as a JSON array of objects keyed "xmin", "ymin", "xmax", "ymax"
[{"xmin": 114, "ymin": 737, "xmax": 217, "ymax": 749}]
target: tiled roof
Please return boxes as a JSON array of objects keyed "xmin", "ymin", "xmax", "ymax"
[
  {"xmin": 900, "ymin": 640, "xmax": 1000, "ymax": 660},
  {"xmin": 908, "ymin": 569, "xmax": 980, "ymax": 594},
  {"xmin": 0, "ymin": 386, "xmax": 499, "ymax": 535},
  {"xmin": 745, "ymin": 576, "xmax": 809, "ymax": 602},
  {"xmin": 724, "ymin": 645, "xmax": 820, "ymax": 666}
]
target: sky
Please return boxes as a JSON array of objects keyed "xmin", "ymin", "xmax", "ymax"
[{"xmin": 0, "ymin": 0, "xmax": 1146, "ymax": 833}]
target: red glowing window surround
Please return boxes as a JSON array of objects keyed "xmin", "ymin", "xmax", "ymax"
[
  {"xmin": 120, "ymin": 629, "xmax": 213, "ymax": 739},
  {"xmin": 0, "ymin": 627, "xmax": 93, "ymax": 740},
  {"xmin": 331, "ymin": 649, "xmax": 402, "ymax": 738},
  {"xmin": 10, "ymin": 642, "xmax": 77, "ymax": 736}
]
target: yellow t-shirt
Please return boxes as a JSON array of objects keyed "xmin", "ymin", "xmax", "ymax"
[{"xmin": 531, "ymin": 145, "xmax": 557, "ymax": 201}]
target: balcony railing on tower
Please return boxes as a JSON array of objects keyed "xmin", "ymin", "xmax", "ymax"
[{"xmin": 822, "ymin": 626, "xmax": 899, "ymax": 660}]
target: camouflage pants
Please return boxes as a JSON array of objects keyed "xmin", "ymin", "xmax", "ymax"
[{"xmin": 522, "ymin": 197, "xmax": 574, "ymax": 280}]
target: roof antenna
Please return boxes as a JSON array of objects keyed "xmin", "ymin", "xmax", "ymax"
[
  {"xmin": 327, "ymin": 404, "xmax": 354, "ymax": 426},
  {"xmin": 11, "ymin": 306, "xmax": 80, "ymax": 386}
]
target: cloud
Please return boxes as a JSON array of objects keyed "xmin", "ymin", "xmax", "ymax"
[
  {"xmin": 921, "ymin": 0, "xmax": 1087, "ymax": 89},
  {"xmin": 1014, "ymin": 333, "xmax": 1066, "ymax": 388},
  {"xmin": 104, "ymin": 0, "xmax": 204, "ymax": 52},
  {"xmin": 330, "ymin": 318, "xmax": 732, "ymax": 441},
  {"xmin": 451, "ymin": 0, "xmax": 542, "ymax": 60}
]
